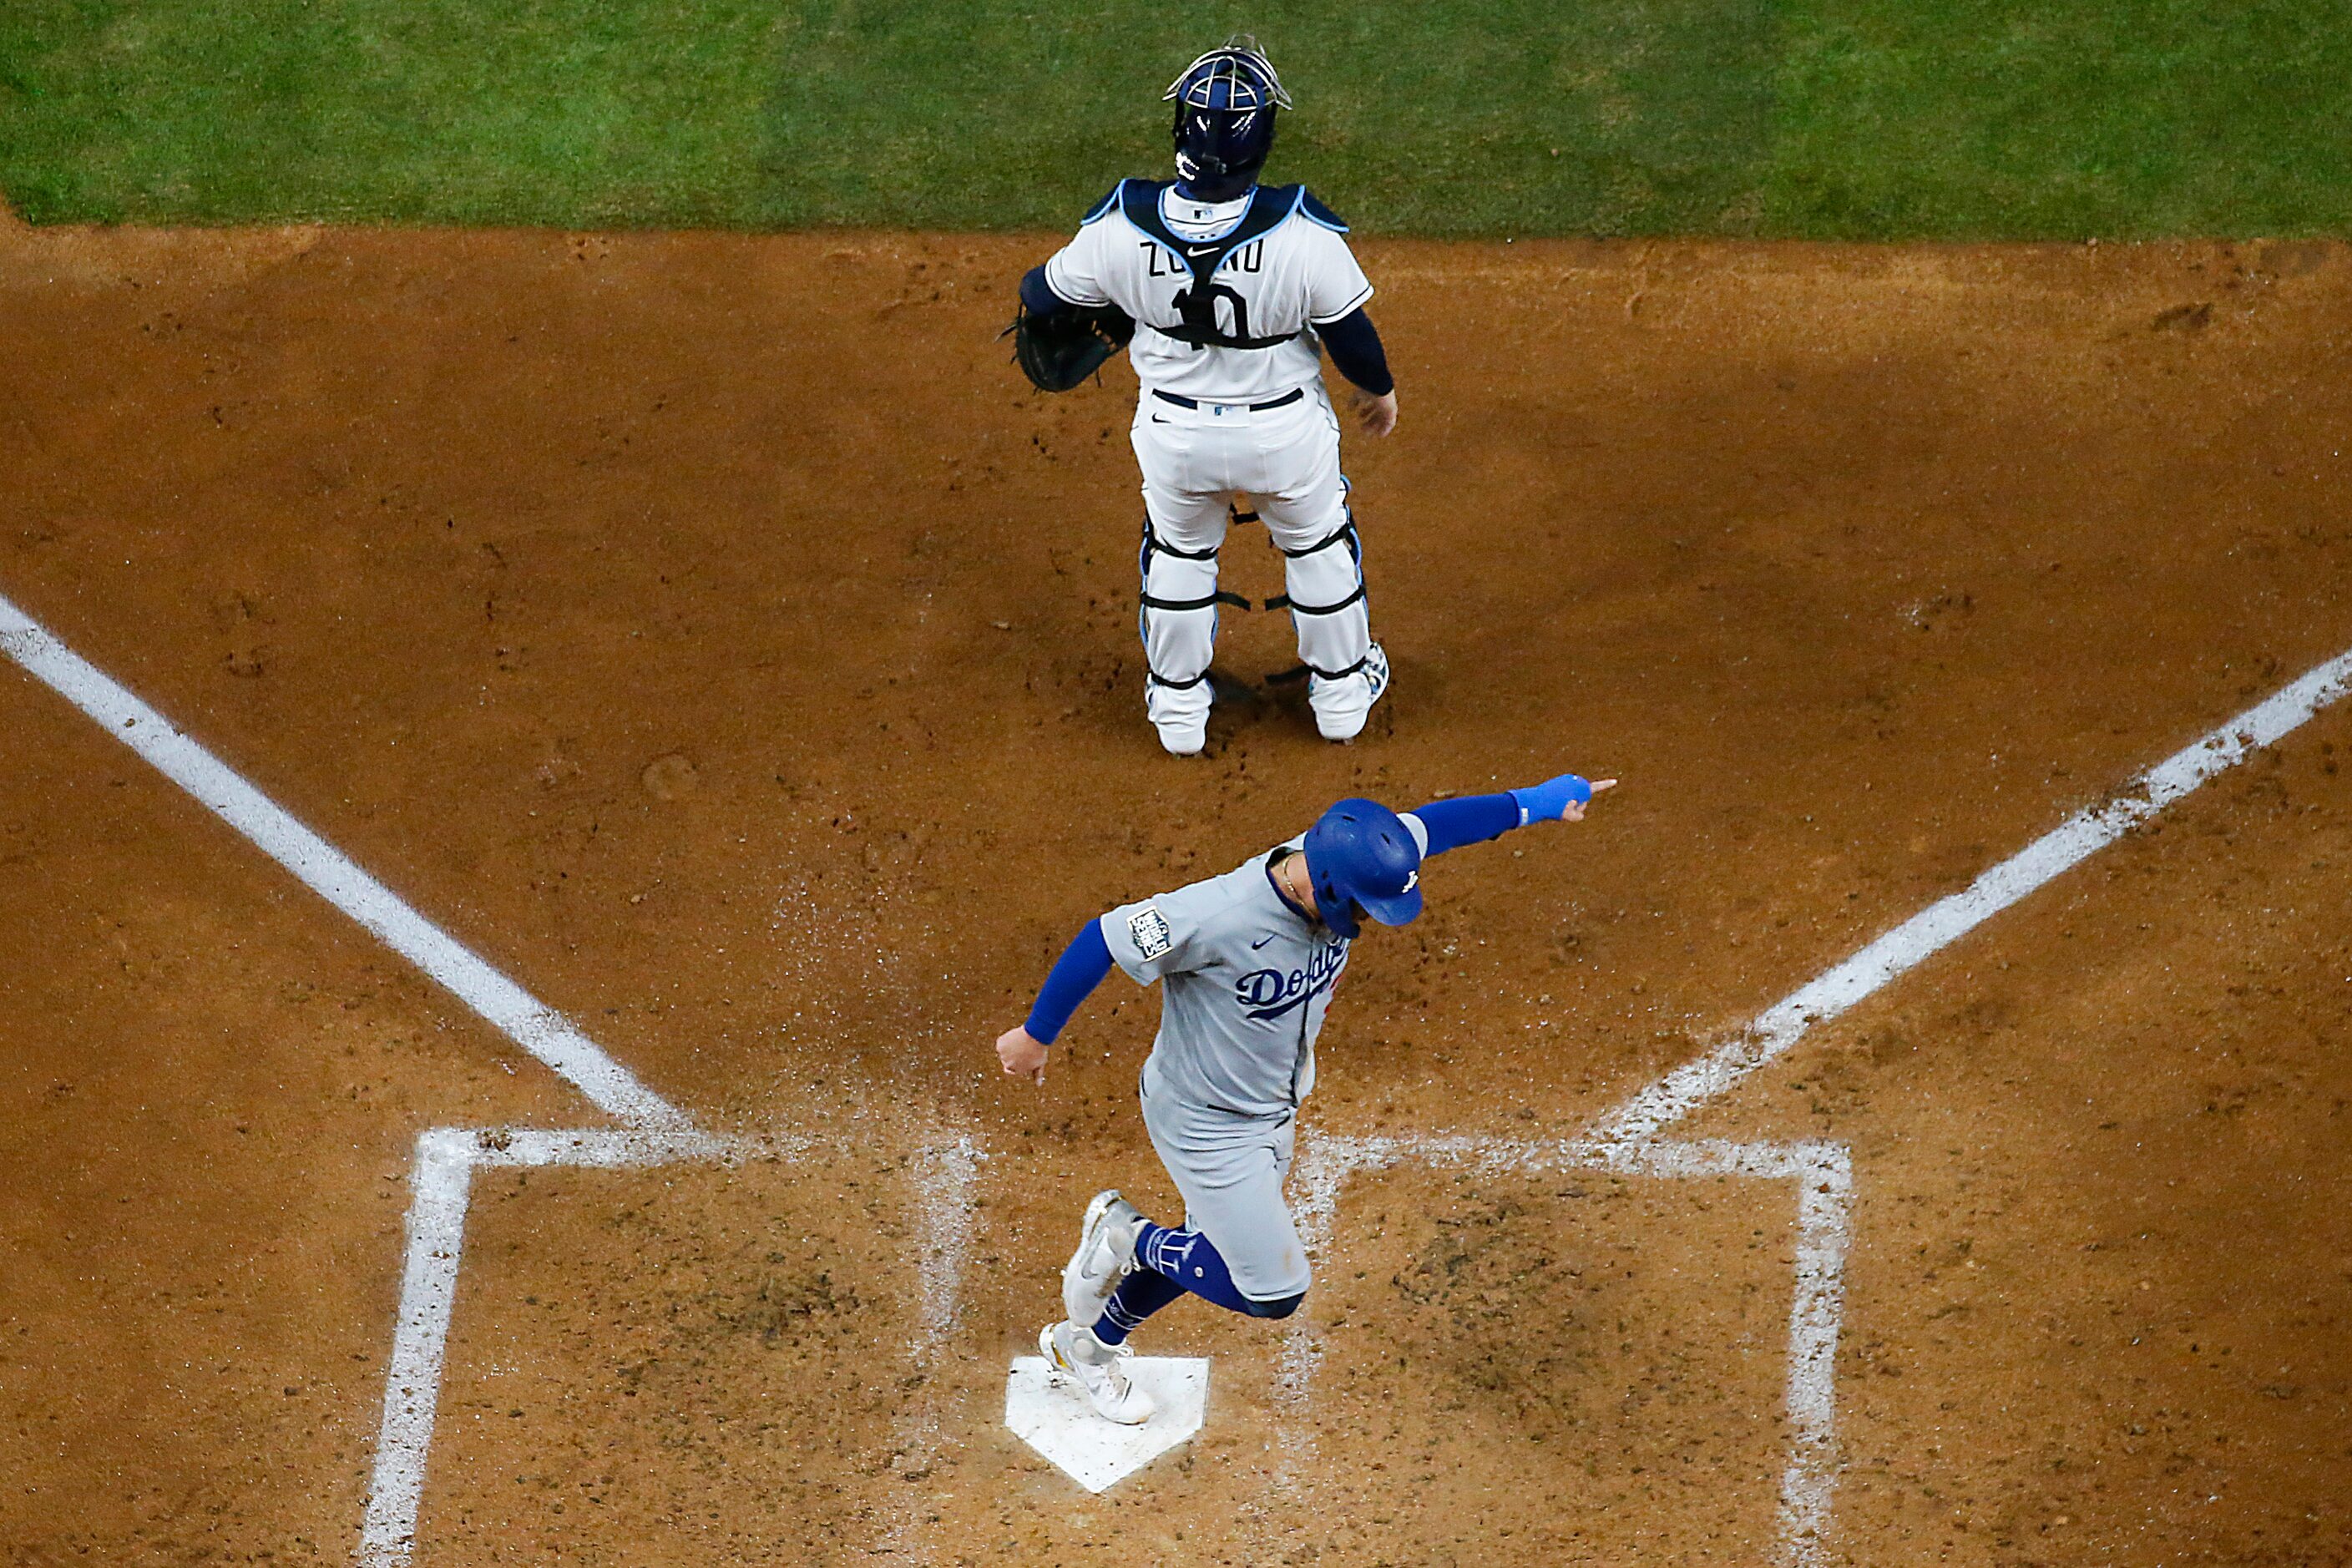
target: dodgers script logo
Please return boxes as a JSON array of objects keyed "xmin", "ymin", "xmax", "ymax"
[{"xmin": 1237, "ymin": 939, "xmax": 1348, "ymax": 1022}]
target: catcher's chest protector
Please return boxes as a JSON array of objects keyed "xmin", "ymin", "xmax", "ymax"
[{"xmin": 1119, "ymin": 182, "xmax": 1307, "ymax": 350}]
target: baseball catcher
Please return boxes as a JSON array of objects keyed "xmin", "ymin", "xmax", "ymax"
[
  {"xmin": 1010, "ymin": 37, "xmax": 1402, "ymax": 756},
  {"xmin": 993, "ymin": 771, "xmax": 1616, "ymax": 1424}
]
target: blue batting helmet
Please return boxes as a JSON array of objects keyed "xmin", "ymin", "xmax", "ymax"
[
  {"xmin": 1302, "ymin": 797, "xmax": 1423, "ymax": 940},
  {"xmin": 1165, "ymin": 37, "xmax": 1292, "ymax": 202}
]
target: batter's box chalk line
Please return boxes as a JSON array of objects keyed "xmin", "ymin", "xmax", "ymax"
[
  {"xmin": 0, "ymin": 589, "xmax": 986, "ymax": 1568},
  {"xmin": 7, "ymin": 583, "xmax": 2350, "ymax": 1565},
  {"xmin": 358, "ymin": 1121, "xmax": 983, "ymax": 1568},
  {"xmin": 1281, "ymin": 1133, "xmax": 1850, "ymax": 1564}
]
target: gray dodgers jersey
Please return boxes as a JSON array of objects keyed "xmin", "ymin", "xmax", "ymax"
[{"xmin": 1101, "ymin": 820, "xmax": 1430, "ymax": 1121}]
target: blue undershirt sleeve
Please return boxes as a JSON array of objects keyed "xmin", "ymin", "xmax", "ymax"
[
  {"xmin": 1020, "ymin": 266, "xmax": 1073, "ymax": 316},
  {"xmin": 1024, "ymin": 918, "xmax": 1115, "ymax": 1043},
  {"xmin": 1409, "ymin": 792, "xmax": 1523, "ymax": 856},
  {"xmin": 1317, "ymin": 307, "xmax": 1394, "ymax": 397}
]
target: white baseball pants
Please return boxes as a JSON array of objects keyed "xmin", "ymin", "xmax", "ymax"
[{"xmin": 1130, "ymin": 385, "xmax": 1376, "ymax": 731}]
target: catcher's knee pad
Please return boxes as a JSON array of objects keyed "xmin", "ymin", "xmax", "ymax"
[
  {"xmin": 1272, "ymin": 513, "xmax": 1371, "ymax": 680},
  {"xmin": 1138, "ymin": 521, "xmax": 1247, "ymax": 695}
]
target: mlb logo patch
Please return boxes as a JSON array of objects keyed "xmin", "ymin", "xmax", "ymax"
[{"xmin": 1127, "ymin": 906, "xmax": 1175, "ymax": 960}]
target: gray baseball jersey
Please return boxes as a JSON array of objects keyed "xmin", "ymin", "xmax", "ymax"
[{"xmin": 1100, "ymin": 817, "xmax": 1433, "ymax": 1120}]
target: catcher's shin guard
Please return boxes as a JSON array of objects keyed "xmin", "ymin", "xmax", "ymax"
[
  {"xmin": 1138, "ymin": 521, "xmax": 1245, "ymax": 727},
  {"xmin": 1271, "ymin": 513, "xmax": 1372, "ymax": 686}
]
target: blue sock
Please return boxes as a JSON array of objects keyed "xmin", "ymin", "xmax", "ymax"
[
  {"xmin": 1134, "ymin": 1222, "xmax": 1258, "ymax": 1314},
  {"xmin": 1091, "ymin": 1266, "xmax": 1184, "ymax": 1345}
]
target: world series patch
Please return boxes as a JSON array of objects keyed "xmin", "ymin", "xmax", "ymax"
[{"xmin": 1127, "ymin": 905, "xmax": 1174, "ymax": 960}]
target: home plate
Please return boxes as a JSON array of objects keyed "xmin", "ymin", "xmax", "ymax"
[{"xmin": 1004, "ymin": 1355, "xmax": 1209, "ymax": 1491}]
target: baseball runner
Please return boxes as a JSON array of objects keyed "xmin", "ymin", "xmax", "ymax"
[
  {"xmin": 1008, "ymin": 38, "xmax": 1402, "ymax": 756},
  {"xmin": 993, "ymin": 771, "xmax": 1616, "ymax": 1423}
]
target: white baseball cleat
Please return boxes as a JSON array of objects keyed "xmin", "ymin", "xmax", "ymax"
[
  {"xmin": 1039, "ymin": 1319, "xmax": 1156, "ymax": 1425},
  {"xmin": 1062, "ymin": 1189, "xmax": 1147, "ymax": 1327},
  {"xmin": 1311, "ymin": 641, "xmax": 1390, "ymax": 742},
  {"xmin": 1154, "ymin": 716, "xmax": 1207, "ymax": 756}
]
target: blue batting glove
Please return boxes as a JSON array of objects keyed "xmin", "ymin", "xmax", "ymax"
[{"xmin": 1510, "ymin": 772, "xmax": 1593, "ymax": 824}]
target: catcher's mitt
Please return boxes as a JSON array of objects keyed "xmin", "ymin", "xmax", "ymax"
[{"xmin": 1005, "ymin": 298, "xmax": 1135, "ymax": 392}]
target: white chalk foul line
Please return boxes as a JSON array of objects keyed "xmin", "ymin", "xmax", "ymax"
[
  {"xmin": 0, "ymin": 589, "xmax": 717, "ymax": 1564},
  {"xmin": 0, "ymin": 592, "xmax": 991, "ymax": 1565},
  {"xmin": 1279, "ymin": 640, "xmax": 2352, "ymax": 1565},
  {"xmin": 0, "ymin": 591, "xmax": 690, "ymax": 1131},
  {"xmin": 1585, "ymin": 641, "xmax": 2352, "ymax": 1151},
  {"xmin": 0, "ymin": 594, "xmax": 978, "ymax": 1565}
]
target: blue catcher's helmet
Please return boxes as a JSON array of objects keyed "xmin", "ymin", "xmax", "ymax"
[
  {"xmin": 1302, "ymin": 798, "xmax": 1423, "ymax": 941},
  {"xmin": 1165, "ymin": 36, "xmax": 1293, "ymax": 202}
]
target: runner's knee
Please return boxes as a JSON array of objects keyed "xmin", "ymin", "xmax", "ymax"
[{"xmin": 1241, "ymin": 1289, "xmax": 1306, "ymax": 1320}]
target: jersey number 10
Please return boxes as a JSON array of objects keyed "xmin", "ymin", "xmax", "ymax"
[{"xmin": 1145, "ymin": 240, "xmax": 1271, "ymax": 349}]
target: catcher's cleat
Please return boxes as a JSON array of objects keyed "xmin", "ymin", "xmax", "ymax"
[
  {"xmin": 1154, "ymin": 715, "xmax": 1207, "ymax": 756},
  {"xmin": 1040, "ymin": 1320, "xmax": 1155, "ymax": 1425},
  {"xmin": 1310, "ymin": 640, "xmax": 1390, "ymax": 743},
  {"xmin": 1063, "ymin": 1189, "xmax": 1149, "ymax": 1327}
]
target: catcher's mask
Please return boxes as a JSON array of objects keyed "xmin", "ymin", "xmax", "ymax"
[{"xmin": 1166, "ymin": 37, "xmax": 1292, "ymax": 203}]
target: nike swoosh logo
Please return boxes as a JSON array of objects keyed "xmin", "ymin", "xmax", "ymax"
[
  {"xmin": 1251, "ymin": 934, "xmax": 1275, "ymax": 949},
  {"xmin": 1186, "ymin": 245, "xmax": 1221, "ymax": 256}
]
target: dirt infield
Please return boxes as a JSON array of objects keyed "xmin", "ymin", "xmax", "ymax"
[{"xmin": 3, "ymin": 203, "xmax": 2349, "ymax": 1565}]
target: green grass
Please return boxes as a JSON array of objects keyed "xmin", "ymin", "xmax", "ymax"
[
  {"xmin": 2, "ymin": 1, "xmax": 2349, "ymax": 237},
  {"xmin": 1765, "ymin": 0, "xmax": 2352, "ymax": 238},
  {"xmin": 755, "ymin": 2, "xmax": 1773, "ymax": 235},
  {"xmin": 0, "ymin": 1, "xmax": 782, "ymax": 225}
]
